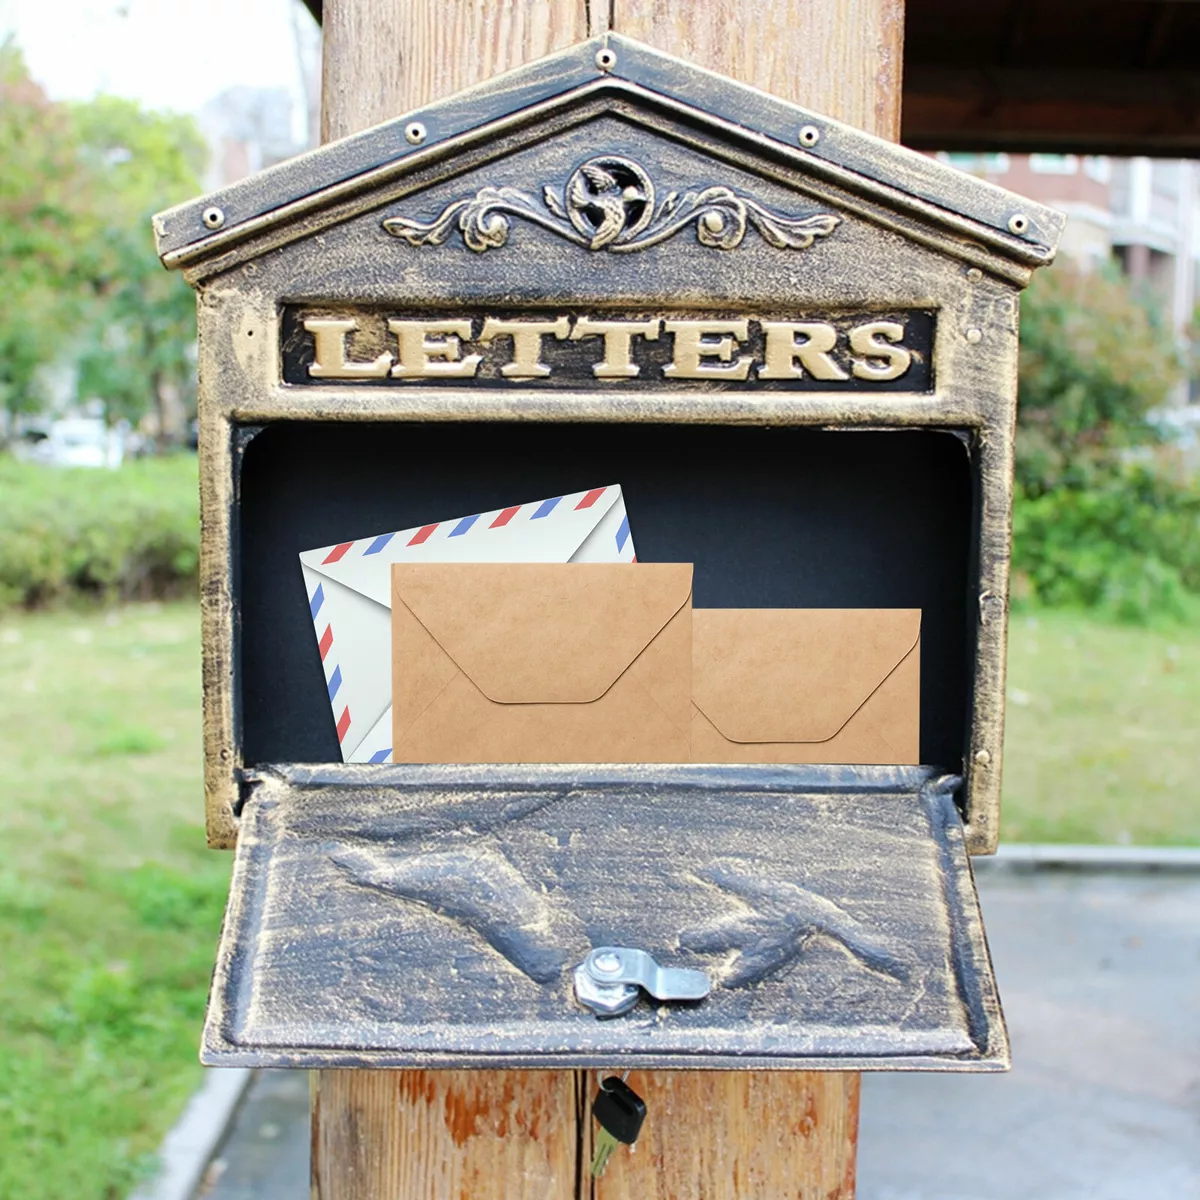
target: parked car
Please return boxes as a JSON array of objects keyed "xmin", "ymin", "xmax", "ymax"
[{"xmin": 13, "ymin": 416, "xmax": 129, "ymax": 468}]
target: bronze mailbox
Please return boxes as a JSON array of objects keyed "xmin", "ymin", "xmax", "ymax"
[{"xmin": 155, "ymin": 36, "xmax": 1062, "ymax": 1071}]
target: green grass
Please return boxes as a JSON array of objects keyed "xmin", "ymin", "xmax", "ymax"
[
  {"xmin": 0, "ymin": 601, "xmax": 227, "ymax": 1200},
  {"xmin": 1002, "ymin": 609, "xmax": 1200, "ymax": 845},
  {"xmin": 0, "ymin": 601, "xmax": 1195, "ymax": 1197}
]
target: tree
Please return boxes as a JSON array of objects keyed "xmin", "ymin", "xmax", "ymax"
[
  {"xmin": 69, "ymin": 97, "xmax": 206, "ymax": 445},
  {"xmin": 1013, "ymin": 259, "xmax": 1200, "ymax": 621},
  {"xmin": 0, "ymin": 40, "xmax": 205, "ymax": 444},
  {"xmin": 1016, "ymin": 258, "xmax": 1181, "ymax": 495},
  {"xmin": 0, "ymin": 39, "xmax": 84, "ymax": 421}
]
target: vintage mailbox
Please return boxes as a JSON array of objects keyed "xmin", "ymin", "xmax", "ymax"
[{"xmin": 154, "ymin": 36, "xmax": 1062, "ymax": 1071}]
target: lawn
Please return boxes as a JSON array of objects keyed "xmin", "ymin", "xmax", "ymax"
[
  {"xmin": 0, "ymin": 602, "xmax": 226, "ymax": 1200},
  {"xmin": 0, "ymin": 600, "xmax": 1195, "ymax": 1198},
  {"xmin": 1003, "ymin": 608, "xmax": 1200, "ymax": 845}
]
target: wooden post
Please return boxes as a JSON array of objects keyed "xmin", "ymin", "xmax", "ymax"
[{"xmin": 312, "ymin": 2, "xmax": 904, "ymax": 1196}]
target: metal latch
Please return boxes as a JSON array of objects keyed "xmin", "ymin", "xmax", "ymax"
[{"xmin": 574, "ymin": 946, "xmax": 711, "ymax": 1017}]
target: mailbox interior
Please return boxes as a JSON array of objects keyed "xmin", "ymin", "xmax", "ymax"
[{"xmin": 238, "ymin": 420, "xmax": 974, "ymax": 770}]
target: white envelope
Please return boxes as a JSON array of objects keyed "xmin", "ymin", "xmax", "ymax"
[{"xmin": 300, "ymin": 485, "xmax": 637, "ymax": 763}]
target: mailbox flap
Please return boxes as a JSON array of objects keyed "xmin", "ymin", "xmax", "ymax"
[{"xmin": 204, "ymin": 763, "xmax": 1007, "ymax": 1070}]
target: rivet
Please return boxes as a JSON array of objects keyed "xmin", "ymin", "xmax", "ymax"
[
  {"xmin": 967, "ymin": 267, "xmax": 983, "ymax": 283},
  {"xmin": 798, "ymin": 124, "xmax": 821, "ymax": 148},
  {"xmin": 592, "ymin": 951, "xmax": 621, "ymax": 974},
  {"xmin": 974, "ymin": 749, "xmax": 991, "ymax": 767},
  {"xmin": 404, "ymin": 121, "xmax": 427, "ymax": 146},
  {"xmin": 965, "ymin": 327, "xmax": 983, "ymax": 344},
  {"xmin": 1007, "ymin": 212, "xmax": 1030, "ymax": 236},
  {"xmin": 595, "ymin": 47, "xmax": 617, "ymax": 72},
  {"xmin": 201, "ymin": 206, "xmax": 225, "ymax": 231}
]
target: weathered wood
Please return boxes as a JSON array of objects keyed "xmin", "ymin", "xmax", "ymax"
[
  {"xmin": 587, "ymin": 6, "xmax": 904, "ymax": 1192},
  {"xmin": 584, "ymin": 1072, "xmax": 861, "ymax": 1200},
  {"xmin": 611, "ymin": 0, "xmax": 905, "ymax": 139},
  {"xmin": 313, "ymin": 1, "xmax": 906, "ymax": 1195},
  {"xmin": 318, "ymin": 6, "xmax": 594, "ymax": 1191},
  {"xmin": 320, "ymin": 0, "xmax": 596, "ymax": 142},
  {"xmin": 321, "ymin": 0, "xmax": 903, "ymax": 144},
  {"xmin": 311, "ymin": 1070, "xmax": 581, "ymax": 1199}
]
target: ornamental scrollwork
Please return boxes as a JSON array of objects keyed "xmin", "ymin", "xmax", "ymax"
[{"xmin": 382, "ymin": 155, "xmax": 840, "ymax": 254}]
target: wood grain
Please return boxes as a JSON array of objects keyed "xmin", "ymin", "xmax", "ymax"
[
  {"xmin": 612, "ymin": 0, "xmax": 905, "ymax": 138},
  {"xmin": 313, "ymin": 1, "xmax": 905, "ymax": 1195},
  {"xmin": 311, "ymin": 1070, "xmax": 581, "ymax": 1199},
  {"xmin": 321, "ymin": 0, "xmax": 595, "ymax": 142},
  {"xmin": 318, "ymin": 8, "xmax": 595, "ymax": 1192},
  {"xmin": 585, "ymin": 1072, "xmax": 860, "ymax": 1199},
  {"xmin": 321, "ymin": 0, "xmax": 903, "ymax": 142}
]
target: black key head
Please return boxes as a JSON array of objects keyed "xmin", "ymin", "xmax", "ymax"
[{"xmin": 592, "ymin": 1077, "xmax": 647, "ymax": 1145}]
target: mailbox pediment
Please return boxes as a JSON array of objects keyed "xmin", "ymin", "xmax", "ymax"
[{"xmin": 155, "ymin": 35, "xmax": 1061, "ymax": 284}]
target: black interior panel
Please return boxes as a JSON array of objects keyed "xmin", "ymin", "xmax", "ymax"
[{"xmin": 237, "ymin": 422, "xmax": 975, "ymax": 768}]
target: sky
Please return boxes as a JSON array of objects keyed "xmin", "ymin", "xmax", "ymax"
[{"xmin": 0, "ymin": 0, "xmax": 319, "ymax": 127}]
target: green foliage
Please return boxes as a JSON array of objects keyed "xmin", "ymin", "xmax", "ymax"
[
  {"xmin": 0, "ymin": 855, "xmax": 229, "ymax": 1200},
  {"xmin": 0, "ymin": 40, "xmax": 84, "ymax": 416},
  {"xmin": 0, "ymin": 455, "xmax": 199, "ymax": 609},
  {"xmin": 0, "ymin": 39, "xmax": 204, "ymax": 435},
  {"xmin": 1017, "ymin": 259, "xmax": 1181, "ymax": 494},
  {"xmin": 70, "ymin": 97, "xmax": 206, "ymax": 435},
  {"xmin": 1015, "ymin": 261, "xmax": 1200, "ymax": 622},
  {"xmin": 1013, "ymin": 466, "xmax": 1200, "ymax": 623}
]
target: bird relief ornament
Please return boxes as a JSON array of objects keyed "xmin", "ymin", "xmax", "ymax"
[{"xmin": 382, "ymin": 154, "xmax": 841, "ymax": 253}]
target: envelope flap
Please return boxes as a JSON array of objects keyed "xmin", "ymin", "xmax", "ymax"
[
  {"xmin": 694, "ymin": 610, "xmax": 921, "ymax": 744},
  {"xmin": 392, "ymin": 563, "xmax": 692, "ymax": 703}
]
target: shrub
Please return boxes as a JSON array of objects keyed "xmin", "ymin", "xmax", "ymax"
[
  {"xmin": 1017, "ymin": 259, "xmax": 1181, "ymax": 495},
  {"xmin": 1012, "ymin": 465, "xmax": 1200, "ymax": 623},
  {"xmin": 1014, "ymin": 261, "xmax": 1200, "ymax": 623},
  {"xmin": 0, "ymin": 454, "xmax": 199, "ymax": 609}
]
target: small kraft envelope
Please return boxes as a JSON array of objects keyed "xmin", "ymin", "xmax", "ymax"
[
  {"xmin": 692, "ymin": 609, "xmax": 921, "ymax": 765},
  {"xmin": 391, "ymin": 563, "xmax": 692, "ymax": 763}
]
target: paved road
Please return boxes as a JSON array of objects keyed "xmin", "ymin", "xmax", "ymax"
[
  {"xmin": 199, "ymin": 869, "xmax": 1200, "ymax": 1199},
  {"xmin": 858, "ymin": 869, "xmax": 1200, "ymax": 1200}
]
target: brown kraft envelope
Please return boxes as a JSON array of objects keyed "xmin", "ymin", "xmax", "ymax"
[
  {"xmin": 692, "ymin": 609, "xmax": 921, "ymax": 765},
  {"xmin": 391, "ymin": 562, "xmax": 692, "ymax": 763}
]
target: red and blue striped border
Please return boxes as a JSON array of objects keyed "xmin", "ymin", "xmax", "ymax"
[{"xmin": 317, "ymin": 486, "xmax": 627, "ymax": 566}]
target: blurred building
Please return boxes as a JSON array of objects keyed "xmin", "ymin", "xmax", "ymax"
[
  {"xmin": 197, "ymin": 87, "xmax": 304, "ymax": 189},
  {"xmin": 939, "ymin": 152, "xmax": 1200, "ymax": 407}
]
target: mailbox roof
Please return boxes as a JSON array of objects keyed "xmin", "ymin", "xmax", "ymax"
[{"xmin": 153, "ymin": 34, "xmax": 1063, "ymax": 272}]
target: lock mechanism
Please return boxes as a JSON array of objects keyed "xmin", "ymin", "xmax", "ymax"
[{"xmin": 573, "ymin": 946, "xmax": 711, "ymax": 1017}]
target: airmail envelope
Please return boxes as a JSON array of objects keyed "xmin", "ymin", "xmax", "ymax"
[
  {"xmin": 300, "ymin": 486, "xmax": 636, "ymax": 764},
  {"xmin": 692, "ymin": 609, "xmax": 921, "ymax": 765},
  {"xmin": 391, "ymin": 563, "xmax": 693, "ymax": 763}
]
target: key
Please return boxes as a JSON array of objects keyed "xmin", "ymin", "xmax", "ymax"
[{"xmin": 590, "ymin": 1076, "xmax": 646, "ymax": 1178}]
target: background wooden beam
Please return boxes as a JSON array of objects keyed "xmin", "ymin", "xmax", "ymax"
[{"xmin": 902, "ymin": 67, "xmax": 1200, "ymax": 155}]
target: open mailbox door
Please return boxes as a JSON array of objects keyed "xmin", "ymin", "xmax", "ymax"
[
  {"xmin": 207, "ymin": 764, "xmax": 1001, "ymax": 1069},
  {"xmin": 154, "ymin": 35, "xmax": 1062, "ymax": 1071}
]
